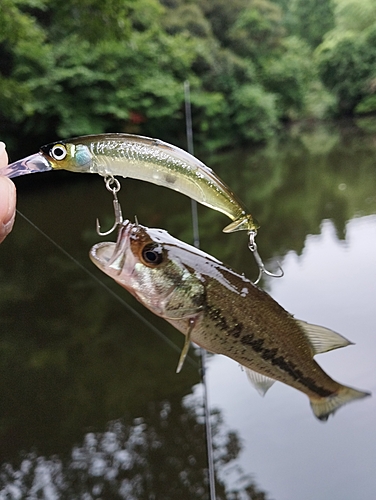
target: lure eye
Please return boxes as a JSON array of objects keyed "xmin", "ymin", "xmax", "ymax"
[
  {"xmin": 50, "ymin": 144, "xmax": 67, "ymax": 161},
  {"xmin": 141, "ymin": 244, "xmax": 164, "ymax": 266}
]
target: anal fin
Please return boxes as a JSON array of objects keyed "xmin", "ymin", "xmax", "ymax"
[{"xmin": 242, "ymin": 366, "xmax": 276, "ymax": 397}]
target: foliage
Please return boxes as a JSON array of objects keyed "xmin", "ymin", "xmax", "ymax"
[
  {"xmin": 285, "ymin": 0, "xmax": 335, "ymax": 48},
  {"xmin": 228, "ymin": 0, "xmax": 285, "ymax": 58},
  {"xmin": 0, "ymin": 0, "xmax": 317, "ymax": 154},
  {"xmin": 262, "ymin": 36, "xmax": 316, "ymax": 118},
  {"xmin": 316, "ymin": 25, "xmax": 376, "ymax": 114},
  {"xmin": 313, "ymin": 0, "xmax": 376, "ymax": 115},
  {"xmin": 1, "ymin": 0, "xmax": 375, "ymax": 153},
  {"xmin": 0, "ymin": 0, "xmax": 47, "ymax": 125},
  {"xmin": 231, "ymin": 84, "xmax": 279, "ymax": 141},
  {"xmin": 0, "ymin": 406, "xmax": 269, "ymax": 499},
  {"xmin": 334, "ymin": 0, "xmax": 376, "ymax": 32}
]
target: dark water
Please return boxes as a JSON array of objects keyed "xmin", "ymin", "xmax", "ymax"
[{"xmin": 0, "ymin": 121, "xmax": 375, "ymax": 499}]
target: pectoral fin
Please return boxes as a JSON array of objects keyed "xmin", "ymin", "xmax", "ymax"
[
  {"xmin": 176, "ymin": 318, "xmax": 195, "ymax": 374},
  {"xmin": 243, "ymin": 366, "xmax": 276, "ymax": 396},
  {"xmin": 164, "ymin": 305, "xmax": 203, "ymax": 320},
  {"xmin": 160, "ymin": 272, "xmax": 205, "ymax": 320},
  {"xmin": 296, "ymin": 320, "xmax": 353, "ymax": 355}
]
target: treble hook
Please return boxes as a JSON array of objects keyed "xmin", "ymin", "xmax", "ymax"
[
  {"xmin": 96, "ymin": 176, "xmax": 124, "ymax": 236},
  {"xmin": 248, "ymin": 230, "xmax": 284, "ymax": 285}
]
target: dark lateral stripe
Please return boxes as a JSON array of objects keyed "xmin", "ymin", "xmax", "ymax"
[
  {"xmin": 206, "ymin": 304, "xmax": 332, "ymax": 398},
  {"xmin": 239, "ymin": 333, "xmax": 332, "ymax": 397}
]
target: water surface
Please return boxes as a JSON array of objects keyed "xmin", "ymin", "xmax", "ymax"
[{"xmin": 0, "ymin": 121, "xmax": 375, "ymax": 499}]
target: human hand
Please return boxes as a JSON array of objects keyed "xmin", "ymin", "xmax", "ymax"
[{"xmin": 0, "ymin": 142, "xmax": 17, "ymax": 243}]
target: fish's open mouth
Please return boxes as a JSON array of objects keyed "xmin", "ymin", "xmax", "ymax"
[
  {"xmin": 90, "ymin": 221, "xmax": 136, "ymax": 274},
  {"xmin": 89, "ymin": 242, "xmax": 116, "ymax": 267}
]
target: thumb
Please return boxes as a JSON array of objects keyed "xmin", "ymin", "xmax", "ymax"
[{"xmin": 0, "ymin": 141, "xmax": 16, "ymax": 242}]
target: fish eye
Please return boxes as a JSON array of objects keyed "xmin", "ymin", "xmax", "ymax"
[
  {"xmin": 142, "ymin": 244, "xmax": 164, "ymax": 266},
  {"xmin": 51, "ymin": 144, "xmax": 67, "ymax": 161}
]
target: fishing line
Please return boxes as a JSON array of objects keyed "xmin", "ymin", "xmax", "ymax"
[
  {"xmin": 15, "ymin": 209, "xmax": 198, "ymax": 368},
  {"xmin": 185, "ymin": 80, "xmax": 217, "ymax": 500}
]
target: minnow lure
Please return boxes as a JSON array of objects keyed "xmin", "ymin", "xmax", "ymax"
[
  {"xmin": 90, "ymin": 220, "xmax": 370, "ymax": 421},
  {"xmin": 2, "ymin": 133, "xmax": 258, "ymax": 234}
]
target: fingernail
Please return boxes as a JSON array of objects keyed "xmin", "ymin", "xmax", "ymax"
[
  {"xmin": 2, "ymin": 210, "xmax": 16, "ymax": 235},
  {"xmin": 0, "ymin": 177, "xmax": 17, "ymax": 242},
  {"xmin": 0, "ymin": 142, "xmax": 8, "ymax": 174}
]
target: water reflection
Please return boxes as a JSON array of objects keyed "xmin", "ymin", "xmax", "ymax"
[
  {"xmin": 199, "ymin": 121, "xmax": 376, "ymax": 276},
  {"xmin": 0, "ymin": 396, "xmax": 268, "ymax": 499},
  {"xmin": 207, "ymin": 214, "xmax": 376, "ymax": 500},
  {"xmin": 1, "ymin": 120, "xmax": 376, "ymax": 498}
]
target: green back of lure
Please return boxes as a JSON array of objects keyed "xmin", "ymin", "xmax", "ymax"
[{"xmin": 38, "ymin": 133, "xmax": 259, "ymax": 233}]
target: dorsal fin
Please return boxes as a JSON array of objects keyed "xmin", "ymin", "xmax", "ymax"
[
  {"xmin": 296, "ymin": 320, "xmax": 353, "ymax": 356},
  {"xmin": 242, "ymin": 366, "xmax": 276, "ymax": 396}
]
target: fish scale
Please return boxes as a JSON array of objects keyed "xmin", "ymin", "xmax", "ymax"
[{"xmin": 90, "ymin": 220, "xmax": 371, "ymax": 421}]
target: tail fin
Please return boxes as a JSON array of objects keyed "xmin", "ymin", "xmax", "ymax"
[{"xmin": 310, "ymin": 386, "xmax": 371, "ymax": 422}]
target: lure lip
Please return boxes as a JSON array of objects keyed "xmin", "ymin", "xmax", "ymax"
[{"xmin": 0, "ymin": 152, "xmax": 52, "ymax": 179}]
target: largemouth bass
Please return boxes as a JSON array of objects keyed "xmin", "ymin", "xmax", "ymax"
[
  {"xmin": 2, "ymin": 133, "xmax": 258, "ymax": 233},
  {"xmin": 89, "ymin": 220, "xmax": 370, "ymax": 421}
]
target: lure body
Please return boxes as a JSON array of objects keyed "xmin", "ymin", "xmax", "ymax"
[
  {"xmin": 3, "ymin": 133, "xmax": 258, "ymax": 233},
  {"xmin": 90, "ymin": 220, "xmax": 370, "ymax": 421}
]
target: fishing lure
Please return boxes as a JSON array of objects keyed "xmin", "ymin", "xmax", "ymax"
[
  {"xmin": 2, "ymin": 133, "xmax": 283, "ymax": 282},
  {"xmin": 2, "ymin": 133, "xmax": 258, "ymax": 231}
]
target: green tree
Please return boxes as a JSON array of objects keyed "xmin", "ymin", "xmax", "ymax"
[
  {"xmin": 286, "ymin": 0, "xmax": 335, "ymax": 48},
  {"xmin": 1, "ymin": 0, "xmax": 359, "ymax": 152},
  {"xmin": 228, "ymin": 0, "xmax": 284, "ymax": 59},
  {"xmin": 316, "ymin": 25, "xmax": 376, "ymax": 114},
  {"xmin": 262, "ymin": 36, "xmax": 317, "ymax": 119},
  {"xmin": 231, "ymin": 84, "xmax": 280, "ymax": 141},
  {"xmin": 0, "ymin": 0, "xmax": 199, "ymax": 152},
  {"xmin": 0, "ymin": 0, "xmax": 48, "ymax": 140},
  {"xmin": 199, "ymin": 0, "xmax": 254, "ymax": 47},
  {"xmin": 314, "ymin": 0, "xmax": 376, "ymax": 114},
  {"xmin": 334, "ymin": 0, "xmax": 376, "ymax": 32}
]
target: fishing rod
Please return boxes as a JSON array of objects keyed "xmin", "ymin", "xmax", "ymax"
[{"xmin": 184, "ymin": 80, "xmax": 217, "ymax": 500}]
